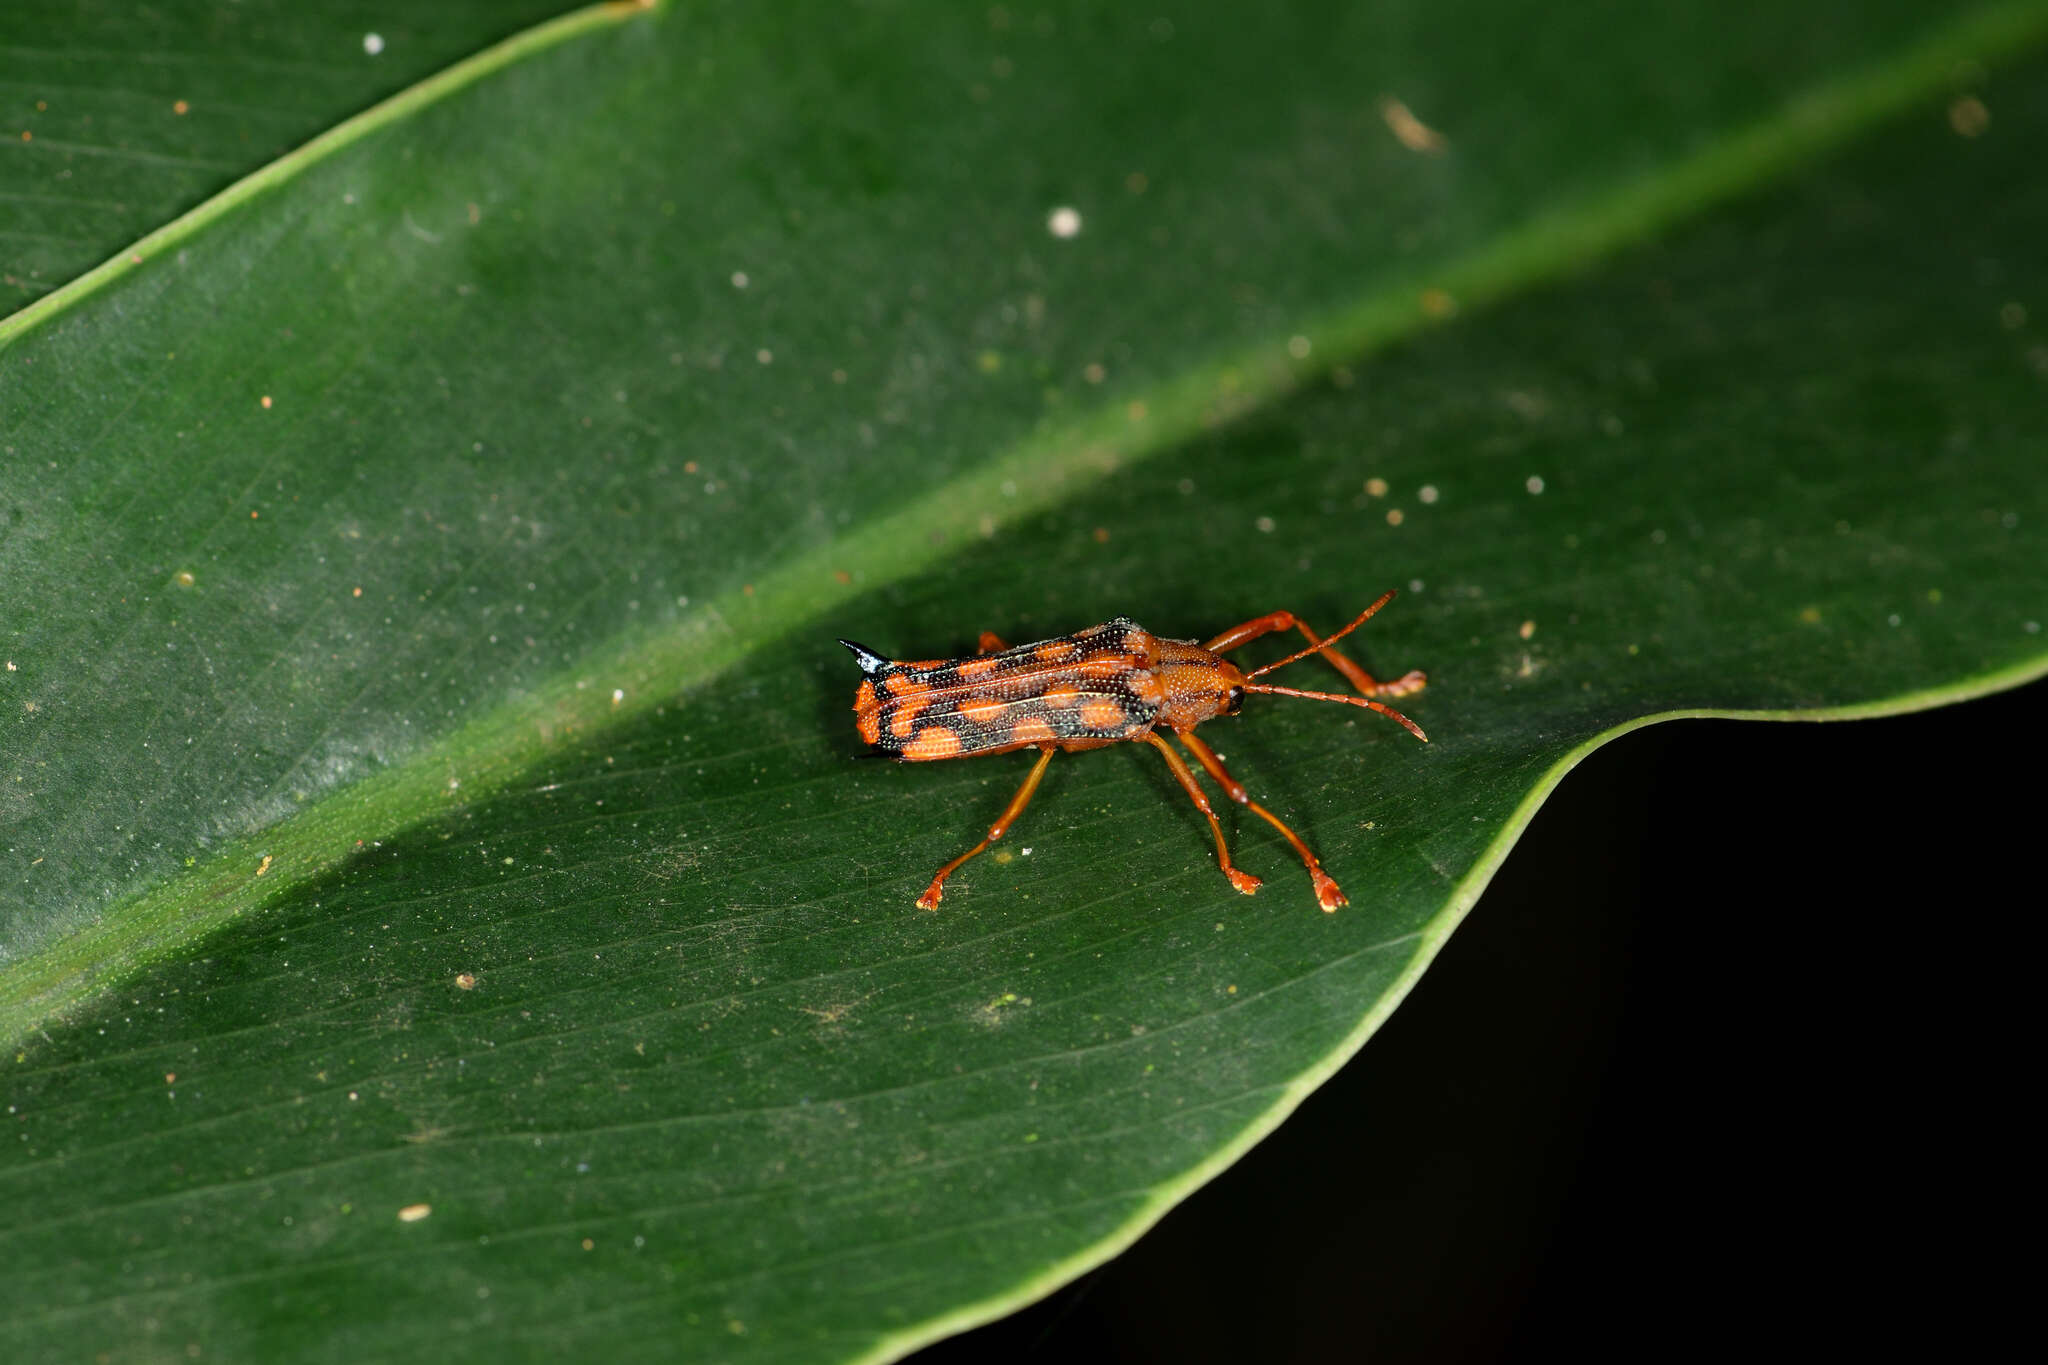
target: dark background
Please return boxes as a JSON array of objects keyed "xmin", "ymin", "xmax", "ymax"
[{"xmin": 917, "ymin": 676, "xmax": 2039, "ymax": 1361}]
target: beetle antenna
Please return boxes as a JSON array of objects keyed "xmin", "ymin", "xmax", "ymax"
[
  {"xmin": 1245, "ymin": 590, "xmax": 1399, "ymax": 680},
  {"xmin": 837, "ymin": 639, "xmax": 891, "ymax": 675},
  {"xmin": 1240, "ymin": 682, "xmax": 1429, "ymax": 742}
]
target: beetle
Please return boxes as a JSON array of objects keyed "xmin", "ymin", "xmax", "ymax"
[{"xmin": 838, "ymin": 590, "xmax": 1427, "ymax": 911}]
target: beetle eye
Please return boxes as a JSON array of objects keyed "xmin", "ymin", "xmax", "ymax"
[{"xmin": 1226, "ymin": 686, "xmax": 1245, "ymax": 715}]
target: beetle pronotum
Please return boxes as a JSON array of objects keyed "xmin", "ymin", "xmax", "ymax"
[{"xmin": 839, "ymin": 591, "xmax": 1426, "ymax": 911}]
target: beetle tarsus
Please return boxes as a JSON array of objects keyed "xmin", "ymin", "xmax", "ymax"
[{"xmin": 1373, "ymin": 668, "xmax": 1429, "ymax": 699}]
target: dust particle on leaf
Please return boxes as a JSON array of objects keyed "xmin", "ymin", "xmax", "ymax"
[{"xmin": 1378, "ymin": 95, "xmax": 1447, "ymax": 153}]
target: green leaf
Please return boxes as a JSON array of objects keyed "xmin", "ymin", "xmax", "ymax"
[
  {"xmin": 0, "ymin": 1, "xmax": 574, "ymax": 310},
  {"xmin": 4, "ymin": 1, "xmax": 2045, "ymax": 1360}
]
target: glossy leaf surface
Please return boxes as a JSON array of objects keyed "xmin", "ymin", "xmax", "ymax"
[{"xmin": 0, "ymin": 1, "xmax": 568, "ymax": 309}]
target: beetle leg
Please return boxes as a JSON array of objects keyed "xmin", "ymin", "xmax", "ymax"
[
  {"xmin": 1202, "ymin": 609, "xmax": 1425, "ymax": 699},
  {"xmin": 976, "ymin": 631, "xmax": 1010, "ymax": 654},
  {"xmin": 916, "ymin": 744, "xmax": 1055, "ymax": 910},
  {"xmin": 1143, "ymin": 733, "xmax": 1262, "ymax": 896},
  {"xmin": 1176, "ymin": 729, "xmax": 1346, "ymax": 911}
]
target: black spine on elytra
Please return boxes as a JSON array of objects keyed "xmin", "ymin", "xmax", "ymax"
[{"xmin": 837, "ymin": 639, "xmax": 890, "ymax": 675}]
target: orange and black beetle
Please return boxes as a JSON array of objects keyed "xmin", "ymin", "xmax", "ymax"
[{"xmin": 840, "ymin": 591, "xmax": 1426, "ymax": 910}]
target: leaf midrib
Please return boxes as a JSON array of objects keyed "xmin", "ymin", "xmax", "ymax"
[{"xmin": 5, "ymin": 0, "xmax": 2044, "ymax": 1051}]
